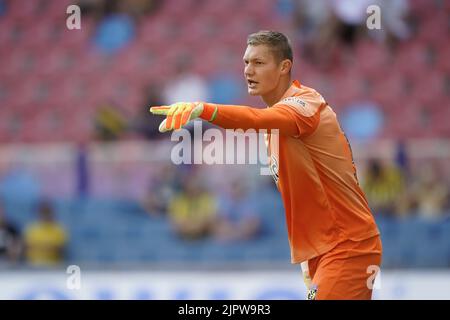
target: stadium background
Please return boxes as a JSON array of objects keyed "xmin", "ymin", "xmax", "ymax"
[{"xmin": 0, "ymin": 0, "xmax": 449, "ymax": 299}]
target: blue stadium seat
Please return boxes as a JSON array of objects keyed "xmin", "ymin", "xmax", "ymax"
[{"xmin": 58, "ymin": 197, "xmax": 450, "ymax": 267}]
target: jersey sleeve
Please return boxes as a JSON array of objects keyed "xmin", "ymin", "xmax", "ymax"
[
  {"xmin": 274, "ymin": 94, "xmax": 326, "ymax": 138},
  {"xmin": 201, "ymin": 103, "xmax": 300, "ymax": 136},
  {"xmin": 201, "ymin": 90, "xmax": 326, "ymax": 137}
]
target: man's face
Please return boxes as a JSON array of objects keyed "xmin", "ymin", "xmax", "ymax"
[{"xmin": 243, "ymin": 44, "xmax": 282, "ymax": 96}]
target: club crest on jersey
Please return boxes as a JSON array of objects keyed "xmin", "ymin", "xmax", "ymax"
[
  {"xmin": 269, "ymin": 155, "xmax": 279, "ymax": 184},
  {"xmin": 307, "ymin": 284, "xmax": 318, "ymax": 300}
]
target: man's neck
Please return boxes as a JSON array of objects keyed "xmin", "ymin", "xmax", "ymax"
[{"xmin": 262, "ymin": 78, "xmax": 292, "ymax": 107}]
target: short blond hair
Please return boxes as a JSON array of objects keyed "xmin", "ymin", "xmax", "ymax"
[{"xmin": 247, "ymin": 30, "xmax": 293, "ymax": 63}]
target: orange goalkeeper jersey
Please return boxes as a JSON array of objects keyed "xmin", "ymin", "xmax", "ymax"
[{"xmin": 202, "ymin": 80, "xmax": 380, "ymax": 263}]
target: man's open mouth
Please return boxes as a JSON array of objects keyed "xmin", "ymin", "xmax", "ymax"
[{"xmin": 247, "ymin": 80, "xmax": 258, "ymax": 87}]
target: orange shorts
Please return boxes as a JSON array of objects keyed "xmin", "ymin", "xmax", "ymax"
[{"xmin": 304, "ymin": 235, "xmax": 382, "ymax": 300}]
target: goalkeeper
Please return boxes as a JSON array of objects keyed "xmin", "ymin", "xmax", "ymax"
[{"xmin": 150, "ymin": 31, "xmax": 382, "ymax": 300}]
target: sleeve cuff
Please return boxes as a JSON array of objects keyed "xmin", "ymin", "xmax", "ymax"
[{"xmin": 200, "ymin": 103, "xmax": 218, "ymax": 122}]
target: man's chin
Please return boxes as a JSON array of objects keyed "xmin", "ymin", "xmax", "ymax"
[{"xmin": 248, "ymin": 88, "xmax": 259, "ymax": 96}]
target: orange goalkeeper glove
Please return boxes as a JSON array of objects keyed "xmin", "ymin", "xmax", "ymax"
[{"xmin": 149, "ymin": 102, "xmax": 218, "ymax": 132}]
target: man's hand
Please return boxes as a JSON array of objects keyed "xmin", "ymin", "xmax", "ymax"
[{"xmin": 150, "ymin": 102, "xmax": 217, "ymax": 132}]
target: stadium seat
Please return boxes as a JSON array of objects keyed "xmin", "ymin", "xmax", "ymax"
[{"xmin": 6, "ymin": 0, "xmax": 40, "ymax": 21}]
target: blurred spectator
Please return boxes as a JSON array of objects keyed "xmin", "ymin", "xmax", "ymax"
[
  {"xmin": 76, "ymin": 0, "xmax": 105, "ymax": 20},
  {"xmin": 328, "ymin": 0, "xmax": 411, "ymax": 48},
  {"xmin": 395, "ymin": 140, "xmax": 410, "ymax": 177},
  {"xmin": 276, "ymin": 0, "xmax": 295, "ymax": 18},
  {"xmin": 0, "ymin": 165, "xmax": 41, "ymax": 204},
  {"xmin": 296, "ymin": 0, "xmax": 375, "ymax": 68},
  {"xmin": 76, "ymin": 143, "xmax": 90, "ymax": 198},
  {"xmin": 142, "ymin": 164, "xmax": 180, "ymax": 217},
  {"xmin": 208, "ymin": 73, "xmax": 244, "ymax": 105},
  {"xmin": 293, "ymin": 0, "xmax": 336, "ymax": 68},
  {"xmin": 341, "ymin": 102, "xmax": 384, "ymax": 141},
  {"xmin": 133, "ymin": 83, "xmax": 166, "ymax": 139},
  {"xmin": 0, "ymin": 203, "xmax": 22, "ymax": 264},
  {"xmin": 162, "ymin": 55, "xmax": 209, "ymax": 105},
  {"xmin": 297, "ymin": 0, "xmax": 394, "ymax": 68},
  {"xmin": 168, "ymin": 172, "xmax": 217, "ymax": 240},
  {"xmin": 24, "ymin": 201, "xmax": 68, "ymax": 267},
  {"xmin": 94, "ymin": 103, "xmax": 127, "ymax": 141},
  {"xmin": 330, "ymin": 0, "xmax": 372, "ymax": 46},
  {"xmin": 207, "ymin": 50, "xmax": 245, "ymax": 105},
  {"xmin": 409, "ymin": 164, "xmax": 449, "ymax": 219},
  {"xmin": 374, "ymin": 0, "xmax": 411, "ymax": 45},
  {"xmin": 363, "ymin": 159, "xmax": 405, "ymax": 217},
  {"xmin": 82, "ymin": 0, "xmax": 162, "ymax": 20},
  {"xmin": 92, "ymin": 2, "xmax": 136, "ymax": 54},
  {"xmin": 213, "ymin": 180, "xmax": 261, "ymax": 243},
  {"xmin": 293, "ymin": 0, "xmax": 332, "ymax": 45},
  {"xmin": 0, "ymin": 0, "xmax": 5, "ymax": 16},
  {"xmin": 120, "ymin": 0, "xmax": 163, "ymax": 19}
]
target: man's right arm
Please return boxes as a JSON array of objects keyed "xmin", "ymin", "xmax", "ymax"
[
  {"xmin": 200, "ymin": 103, "xmax": 300, "ymax": 136},
  {"xmin": 201, "ymin": 100, "xmax": 325, "ymax": 138},
  {"xmin": 150, "ymin": 100, "xmax": 322, "ymax": 137}
]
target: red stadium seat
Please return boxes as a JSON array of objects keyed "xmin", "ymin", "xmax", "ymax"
[
  {"xmin": 71, "ymin": 49, "xmax": 108, "ymax": 77},
  {"xmin": 394, "ymin": 40, "xmax": 431, "ymax": 77},
  {"xmin": 0, "ymin": 15, "xmax": 20, "ymax": 46},
  {"xmin": 196, "ymin": 0, "xmax": 240, "ymax": 23},
  {"xmin": 18, "ymin": 19, "xmax": 62, "ymax": 51},
  {"xmin": 6, "ymin": 0, "xmax": 41, "ymax": 22},
  {"xmin": 33, "ymin": 48, "xmax": 80, "ymax": 80},
  {"xmin": 409, "ymin": 71, "xmax": 446, "ymax": 107},
  {"xmin": 435, "ymin": 42, "xmax": 450, "ymax": 73},
  {"xmin": 57, "ymin": 16, "xmax": 95, "ymax": 50},
  {"xmin": 432, "ymin": 100, "xmax": 450, "ymax": 137},
  {"xmin": 408, "ymin": 0, "xmax": 434, "ymax": 16},
  {"xmin": 44, "ymin": 0, "xmax": 76, "ymax": 22},
  {"xmin": 355, "ymin": 40, "xmax": 390, "ymax": 80},
  {"xmin": 0, "ymin": 108, "xmax": 23, "ymax": 142},
  {"xmin": 332, "ymin": 68, "xmax": 368, "ymax": 108},
  {"xmin": 0, "ymin": 0, "xmax": 448, "ymax": 143},
  {"xmin": 239, "ymin": 0, "xmax": 273, "ymax": 22},
  {"xmin": 60, "ymin": 106, "xmax": 95, "ymax": 142},
  {"xmin": 0, "ymin": 46, "xmax": 37, "ymax": 78},
  {"xmin": 159, "ymin": 0, "xmax": 198, "ymax": 20},
  {"xmin": 370, "ymin": 72, "xmax": 408, "ymax": 110},
  {"xmin": 416, "ymin": 11, "xmax": 449, "ymax": 45},
  {"xmin": 385, "ymin": 104, "xmax": 426, "ymax": 139}
]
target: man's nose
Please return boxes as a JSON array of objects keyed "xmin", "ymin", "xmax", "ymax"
[{"xmin": 245, "ymin": 65, "xmax": 254, "ymax": 77}]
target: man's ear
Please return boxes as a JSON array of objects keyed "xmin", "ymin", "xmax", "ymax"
[{"xmin": 280, "ymin": 59, "xmax": 292, "ymax": 75}]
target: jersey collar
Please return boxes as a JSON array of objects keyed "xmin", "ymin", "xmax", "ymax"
[{"xmin": 280, "ymin": 80, "xmax": 301, "ymax": 101}]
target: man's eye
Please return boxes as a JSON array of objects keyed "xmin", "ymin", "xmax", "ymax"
[{"xmin": 256, "ymin": 61, "xmax": 263, "ymax": 65}]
